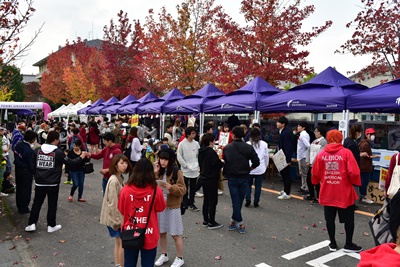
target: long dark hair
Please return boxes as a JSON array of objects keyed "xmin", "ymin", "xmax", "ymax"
[
  {"xmin": 126, "ymin": 158, "xmax": 156, "ymax": 188},
  {"xmin": 249, "ymin": 128, "xmax": 261, "ymax": 148},
  {"xmin": 158, "ymin": 150, "xmax": 175, "ymax": 177}
]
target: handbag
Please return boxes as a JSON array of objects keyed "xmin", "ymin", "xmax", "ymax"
[
  {"xmin": 368, "ymin": 198, "xmax": 394, "ymax": 246},
  {"xmin": 388, "ymin": 154, "xmax": 400, "ymax": 198},
  {"xmin": 121, "ymin": 186, "xmax": 157, "ymax": 250},
  {"xmin": 84, "ymin": 162, "xmax": 94, "ymax": 174}
]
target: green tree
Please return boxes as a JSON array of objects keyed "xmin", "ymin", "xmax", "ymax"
[{"xmin": 0, "ymin": 64, "xmax": 24, "ymax": 101}]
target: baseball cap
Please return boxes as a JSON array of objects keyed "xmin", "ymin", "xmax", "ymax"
[{"xmin": 365, "ymin": 128, "xmax": 376, "ymax": 135}]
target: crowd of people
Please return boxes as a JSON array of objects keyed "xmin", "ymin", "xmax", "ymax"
[{"xmin": 2, "ymin": 115, "xmax": 400, "ymax": 266}]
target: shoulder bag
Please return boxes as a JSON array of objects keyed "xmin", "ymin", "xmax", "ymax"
[
  {"xmin": 121, "ymin": 186, "xmax": 157, "ymax": 250},
  {"xmin": 368, "ymin": 198, "xmax": 393, "ymax": 246},
  {"xmin": 388, "ymin": 154, "xmax": 400, "ymax": 198}
]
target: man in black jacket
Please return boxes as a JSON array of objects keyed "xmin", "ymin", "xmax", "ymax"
[
  {"xmin": 276, "ymin": 116, "xmax": 294, "ymax": 200},
  {"xmin": 223, "ymin": 126, "xmax": 259, "ymax": 234},
  {"xmin": 25, "ymin": 131, "xmax": 87, "ymax": 233},
  {"xmin": 13, "ymin": 130, "xmax": 37, "ymax": 214}
]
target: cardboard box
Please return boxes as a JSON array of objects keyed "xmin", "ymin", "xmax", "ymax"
[{"xmin": 367, "ymin": 181, "xmax": 385, "ymax": 205}]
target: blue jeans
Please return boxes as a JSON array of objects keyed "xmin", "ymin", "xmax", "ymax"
[
  {"xmin": 360, "ymin": 172, "xmax": 371, "ymax": 197},
  {"xmin": 5, "ymin": 154, "xmax": 12, "ymax": 172},
  {"xmin": 246, "ymin": 174, "xmax": 263, "ymax": 205},
  {"xmin": 102, "ymin": 177, "xmax": 108, "ymax": 196},
  {"xmin": 69, "ymin": 170, "xmax": 85, "ymax": 199},
  {"xmin": 228, "ymin": 177, "xmax": 249, "ymax": 224},
  {"xmin": 124, "ymin": 247, "xmax": 157, "ymax": 267}
]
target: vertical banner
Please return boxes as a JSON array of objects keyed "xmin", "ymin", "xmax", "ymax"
[
  {"xmin": 131, "ymin": 115, "xmax": 139, "ymax": 127},
  {"xmin": 379, "ymin": 167, "xmax": 388, "ymax": 190}
]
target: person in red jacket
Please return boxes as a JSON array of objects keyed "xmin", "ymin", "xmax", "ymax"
[
  {"xmin": 88, "ymin": 132, "xmax": 122, "ymax": 194},
  {"xmin": 118, "ymin": 158, "xmax": 166, "ymax": 267},
  {"xmin": 312, "ymin": 130, "xmax": 362, "ymax": 253},
  {"xmin": 88, "ymin": 121, "xmax": 100, "ymax": 154},
  {"xmin": 79, "ymin": 122, "xmax": 88, "ymax": 150},
  {"xmin": 358, "ymin": 227, "xmax": 400, "ymax": 267}
]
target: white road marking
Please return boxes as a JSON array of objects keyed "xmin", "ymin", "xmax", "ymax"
[
  {"xmin": 255, "ymin": 263, "xmax": 272, "ymax": 267},
  {"xmin": 306, "ymin": 249, "xmax": 360, "ymax": 266},
  {"xmin": 281, "ymin": 240, "xmax": 331, "ymax": 260}
]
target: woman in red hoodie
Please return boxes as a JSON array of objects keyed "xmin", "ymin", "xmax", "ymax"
[
  {"xmin": 118, "ymin": 158, "xmax": 166, "ymax": 267},
  {"xmin": 358, "ymin": 227, "xmax": 400, "ymax": 267},
  {"xmin": 312, "ymin": 130, "xmax": 362, "ymax": 253}
]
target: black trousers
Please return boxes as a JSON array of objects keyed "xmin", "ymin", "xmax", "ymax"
[
  {"xmin": 28, "ymin": 185, "xmax": 60, "ymax": 227},
  {"xmin": 183, "ymin": 177, "xmax": 197, "ymax": 207},
  {"xmin": 202, "ymin": 179, "xmax": 218, "ymax": 224},
  {"xmin": 15, "ymin": 168, "xmax": 33, "ymax": 213},
  {"xmin": 307, "ymin": 167, "xmax": 320, "ymax": 199},
  {"xmin": 280, "ymin": 165, "xmax": 291, "ymax": 195}
]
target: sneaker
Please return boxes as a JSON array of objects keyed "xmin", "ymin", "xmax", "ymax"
[
  {"xmin": 237, "ymin": 224, "xmax": 246, "ymax": 234},
  {"xmin": 202, "ymin": 221, "xmax": 209, "ymax": 227},
  {"xmin": 217, "ymin": 190, "xmax": 223, "ymax": 195},
  {"xmin": 25, "ymin": 224, "xmax": 36, "ymax": 232},
  {"xmin": 245, "ymin": 200, "xmax": 251, "ymax": 207},
  {"xmin": 328, "ymin": 242, "xmax": 338, "ymax": 252},
  {"xmin": 278, "ymin": 190, "xmax": 284, "ymax": 196},
  {"xmin": 47, "ymin": 225, "xmax": 62, "ymax": 233},
  {"xmin": 195, "ymin": 192, "xmax": 204, "ymax": 197},
  {"xmin": 278, "ymin": 192, "xmax": 291, "ymax": 200},
  {"xmin": 189, "ymin": 205, "xmax": 200, "ymax": 212},
  {"xmin": 344, "ymin": 243, "xmax": 362, "ymax": 253},
  {"xmin": 208, "ymin": 222, "xmax": 223, "ymax": 230},
  {"xmin": 228, "ymin": 222, "xmax": 237, "ymax": 231},
  {"xmin": 155, "ymin": 254, "xmax": 169, "ymax": 266},
  {"xmin": 63, "ymin": 181, "xmax": 70, "ymax": 184},
  {"xmin": 170, "ymin": 257, "xmax": 184, "ymax": 267},
  {"xmin": 312, "ymin": 199, "xmax": 319, "ymax": 204},
  {"xmin": 0, "ymin": 192, "xmax": 8, "ymax": 197},
  {"xmin": 362, "ymin": 197, "xmax": 374, "ymax": 204},
  {"xmin": 303, "ymin": 195, "xmax": 315, "ymax": 201},
  {"xmin": 68, "ymin": 181, "xmax": 73, "ymax": 185},
  {"xmin": 254, "ymin": 203, "xmax": 259, "ymax": 208}
]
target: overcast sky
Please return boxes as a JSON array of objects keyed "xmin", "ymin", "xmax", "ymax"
[{"xmin": 16, "ymin": 0, "xmax": 371, "ymax": 77}]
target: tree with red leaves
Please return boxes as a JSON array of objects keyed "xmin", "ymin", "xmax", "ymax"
[{"xmin": 338, "ymin": 0, "xmax": 400, "ymax": 81}]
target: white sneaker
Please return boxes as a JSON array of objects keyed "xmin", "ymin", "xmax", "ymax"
[
  {"xmin": 195, "ymin": 192, "xmax": 204, "ymax": 197},
  {"xmin": 171, "ymin": 257, "xmax": 184, "ymax": 267},
  {"xmin": 48, "ymin": 225, "xmax": 62, "ymax": 233},
  {"xmin": 0, "ymin": 192, "xmax": 9, "ymax": 197},
  {"xmin": 25, "ymin": 224, "xmax": 36, "ymax": 232},
  {"xmin": 278, "ymin": 192, "xmax": 291, "ymax": 200},
  {"xmin": 362, "ymin": 197, "xmax": 374, "ymax": 204},
  {"xmin": 217, "ymin": 190, "xmax": 223, "ymax": 195},
  {"xmin": 278, "ymin": 190, "xmax": 284, "ymax": 196},
  {"xmin": 154, "ymin": 254, "xmax": 169, "ymax": 266}
]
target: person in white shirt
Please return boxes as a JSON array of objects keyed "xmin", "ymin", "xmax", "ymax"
[
  {"xmin": 297, "ymin": 121, "xmax": 311, "ymax": 193},
  {"xmin": 245, "ymin": 128, "xmax": 269, "ymax": 208},
  {"xmin": 128, "ymin": 127, "xmax": 142, "ymax": 169},
  {"xmin": 0, "ymin": 127, "xmax": 11, "ymax": 172},
  {"xmin": 177, "ymin": 126, "xmax": 200, "ymax": 212}
]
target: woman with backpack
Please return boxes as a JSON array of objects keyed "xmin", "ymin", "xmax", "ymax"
[{"xmin": 154, "ymin": 148, "xmax": 186, "ymax": 267}]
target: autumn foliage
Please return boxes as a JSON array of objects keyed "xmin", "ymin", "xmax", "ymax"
[
  {"xmin": 338, "ymin": 0, "xmax": 400, "ymax": 81},
  {"xmin": 40, "ymin": 0, "xmax": 333, "ymax": 103}
]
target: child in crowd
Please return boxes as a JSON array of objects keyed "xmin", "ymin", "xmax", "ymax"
[
  {"xmin": 100, "ymin": 154, "xmax": 133, "ymax": 267},
  {"xmin": 2, "ymin": 171, "xmax": 15, "ymax": 193}
]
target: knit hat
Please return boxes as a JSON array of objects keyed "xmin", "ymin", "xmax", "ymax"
[
  {"xmin": 326, "ymin": 130, "xmax": 343, "ymax": 144},
  {"xmin": 277, "ymin": 116, "xmax": 289, "ymax": 125}
]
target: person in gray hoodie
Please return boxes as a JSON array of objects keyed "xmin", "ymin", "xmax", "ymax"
[
  {"xmin": 177, "ymin": 126, "xmax": 200, "ymax": 212},
  {"xmin": 25, "ymin": 131, "xmax": 87, "ymax": 233}
]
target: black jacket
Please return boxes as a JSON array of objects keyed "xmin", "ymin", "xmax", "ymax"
[
  {"xmin": 31, "ymin": 144, "xmax": 83, "ymax": 185},
  {"xmin": 278, "ymin": 127, "xmax": 294, "ymax": 164},
  {"xmin": 223, "ymin": 140, "xmax": 260, "ymax": 178},
  {"xmin": 198, "ymin": 146, "xmax": 224, "ymax": 180},
  {"xmin": 13, "ymin": 141, "xmax": 34, "ymax": 169},
  {"xmin": 65, "ymin": 149, "xmax": 90, "ymax": 173},
  {"xmin": 343, "ymin": 137, "xmax": 360, "ymax": 167}
]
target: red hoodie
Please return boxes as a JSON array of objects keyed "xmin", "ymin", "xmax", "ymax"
[
  {"xmin": 90, "ymin": 144, "xmax": 122, "ymax": 179},
  {"xmin": 358, "ymin": 243, "xmax": 400, "ymax": 267},
  {"xmin": 118, "ymin": 184, "xmax": 166, "ymax": 250},
  {"xmin": 312, "ymin": 143, "xmax": 361, "ymax": 209}
]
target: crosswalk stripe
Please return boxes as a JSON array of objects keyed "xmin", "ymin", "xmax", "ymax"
[
  {"xmin": 281, "ymin": 240, "xmax": 331, "ymax": 260},
  {"xmin": 255, "ymin": 263, "xmax": 273, "ymax": 267},
  {"xmin": 306, "ymin": 249, "xmax": 360, "ymax": 266}
]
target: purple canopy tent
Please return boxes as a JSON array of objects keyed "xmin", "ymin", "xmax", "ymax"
[
  {"xmin": 347, "ymin": 78, "xmax": 400, "ymax": 113},
  {"xmin": 117, "ymin": 92, "xmax": 159, "ymax": 115},
  {"xmin": 258, "ymin": 67, "xmax": 368, "ymax": 113},
  {"xmin": 77, "ymin": 98, "xmax": 105, "ymax": 115},
  {"xmin": 16, "ymin": 109, "xmax": 35, "ymax": 116},
  {"xmin": 163, "ymin": 84, "xmax": 225, "ymax": 114},
  {"xmin": 100, "ymin": 94, "xmax": 138, "ymax": 114},
  {"xmin": 203, "ymin": 76, "xmax": 281, "ymax": 115},
  {"xmin": 136, "ymin": 88, "xmax": 185, "ymax": 115},
  {"xmin": 87, "ymin": 96, "xmax": 119, "ymax": 115}
]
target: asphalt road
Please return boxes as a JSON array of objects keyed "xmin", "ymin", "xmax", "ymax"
[{"xmin": 7, "ymin": 158, "xmax": 377, "ymax": 267}]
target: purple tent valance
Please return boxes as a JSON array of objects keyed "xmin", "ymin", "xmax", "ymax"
[
  {"xmin": 77, "ymin": 98, "xmax": 105, "ymax": 115},
  {"xmin": 137, "ymin": 88, "xmax": 185, "ymax": 114},
  {"xmin": 117, "ymin": 92, "xmax": 159, "ymax": 115},
  {"xmin": 101, "ymin": 94, "xmax": 138, "ymax": 114},
  {"xmin": 87, "ymin": 96, "xmax": 119, "ymax": 115}
]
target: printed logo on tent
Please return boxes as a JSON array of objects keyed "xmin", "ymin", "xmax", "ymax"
[
  {"xmin": 221, "ymin": 103, "xmax": 233, "ymax": 109},
  {"xmin": 286, "ymin": 100, "xmax": 306, "ymax": 107},
  {"xmin": 325, "ymin": 104, "xmax": 338, "ymax": 108},
  {"xmin": 176, "ymin": 106, "xmax": 185, "ymax": 111},
  {"xmin": 396, "ymin": 97, "xmax": 400, "ymax": 105}
]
